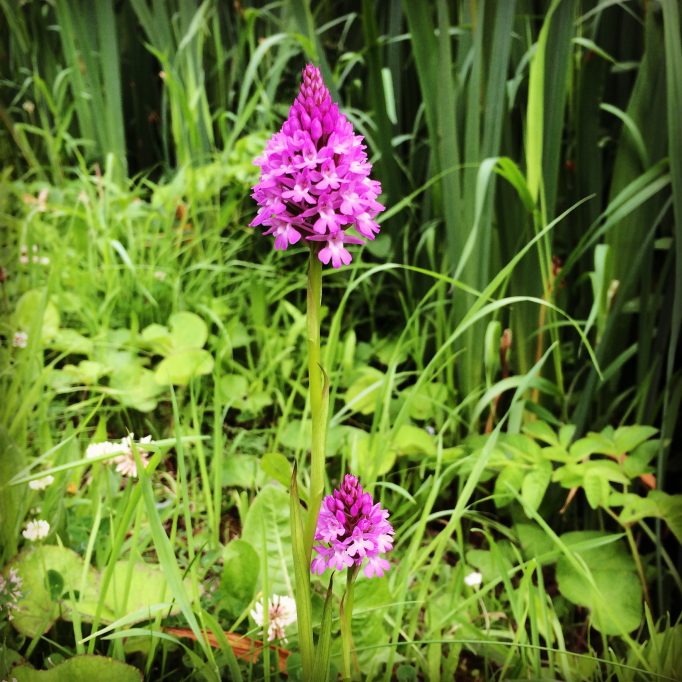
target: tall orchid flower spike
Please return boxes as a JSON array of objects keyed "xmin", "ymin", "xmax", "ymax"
[
  {"xmin": 311, "ymin": 474, "xmax": 394, "ymax": 579},
  {"xmin": 250, "ymin": 64, "xmax": 384, "ymax": 267}
]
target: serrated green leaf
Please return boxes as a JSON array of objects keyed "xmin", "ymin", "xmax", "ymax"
[
  {"xmin": 11, "ymin": 655, "xmax": 141, "ymax": 681},
  {"xmin": 583, "ymin": 468, "xmax": 610, "ymax": 509},
  {"xmin": 521, "ymin": 461, "xmax": 552, "ymax": 512},
  {"xmin": 612, "ymin": 425, "xmax": 658, "ymax": 453},
  {"xmin": 493, "ymin": 465, "xmax": 525, "ymax": 508},
  {"xmin": 523, "ymin": 420, "xmax": 559, "ymax": 446}
]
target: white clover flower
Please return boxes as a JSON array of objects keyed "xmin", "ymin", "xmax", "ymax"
[
  {"xmin": 28, "ymin": 475, "xmax": 55, "ymax": 491},
  {"xmin": 113, "ymin": 434, "xmax": 152, "ymax": 478},
  {"xmin": 86, "ymin": 435, "xmax": 152, "ymax": 478},
  {"xmin": 12, "ymin": 331, "xmax": 28, "ymax": 348},
  {"xmin": 464, "ymin": 571, "xmax": 483, "ymax": 588},
  {"xmin": 250, "ymin": 594, "xmax": 297, "ymax": 642},
  {"xmin": 22, "ymin": 519, "xmax": 50, "ymax": 541},
  {"xmin": 85, "ymin": 440, "xmax": 122, "ymax": 460}
]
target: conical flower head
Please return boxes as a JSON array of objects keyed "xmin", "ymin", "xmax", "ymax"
[
  {"xmin": 311, "ymin": 474, "xmax": 394, "ymax": 578},
  {"xmin": 250, "ymin": 65, "xmax": 384, "ymax": 267}
]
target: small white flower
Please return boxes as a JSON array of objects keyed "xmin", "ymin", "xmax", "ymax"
[
  {"xmin": 113, "ymin": 434, "xmax": 151, "ymax": 478},
  {"xmin": 12, "ymin": 331, "xmax": 28, "ymax": 348},
  {"xmin": 250, "ymin": 594, "xmax": 297, "ymax": 642},
  {"xmin": 85, "ymin": 440, "xmax": 122, "ymax": 460},
  {"xmin": 464, "ymin": 571, "xmax": 483, "ymax": 588},
  {"xmin": 22, "ymin": 519, "xmax": 50, "ymax": 541},
  {"xmin": 28, "ymin": 475, "xmax": 55, "ymax": 490},
  {"xmin": 39, "ymin": 256, "xmax": 50, "ymax": 266},
  {"xmin": 23, "ymin": 100, "xmax": 35, "ymax": 113},
  {"xmin": 153, "ymin": 270, "xmax": 166, "ymax": 281}
]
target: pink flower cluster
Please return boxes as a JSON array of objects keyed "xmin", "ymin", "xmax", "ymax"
[
  {"xmin": 311, "ymin": 474, "xmax": 394, "ymax": 578},
  {"xmin": 250, "ymin": 64, "xmax": 384, "ymax": 268}
]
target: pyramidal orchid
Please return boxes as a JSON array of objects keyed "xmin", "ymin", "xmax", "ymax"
[
  {"xmin": 311, "ymin": 474, "xmax": 394, "ymax": 578},
  {"xmin": 250, "ymin": 64, "xmax": 384, "ymax": 267}
]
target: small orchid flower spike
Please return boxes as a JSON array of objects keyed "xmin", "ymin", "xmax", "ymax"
[
  {"xmin": 250, "ymin": 64, "xmax": 384, "ymax": 267},
  {"xmin": 311, "ymin": 474, "xmax": 394, "ymax": 578}
]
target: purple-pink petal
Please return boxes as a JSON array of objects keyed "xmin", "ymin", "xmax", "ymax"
[
  {"xmin": 250, "ymin": 64, "xmax": 384, "ymax": 267},
  {"xmin": 310, "ymin": 474, "xmax": 394, "ymax": 578}
]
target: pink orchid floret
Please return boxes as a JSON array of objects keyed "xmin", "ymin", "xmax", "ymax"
[
  {"xmin": 311, "ymin": 474, "xmax": 394, "ymax": 578},
  {"xmin": 250, "ymin": 64, "xmax": 384, "ymax": 268}
]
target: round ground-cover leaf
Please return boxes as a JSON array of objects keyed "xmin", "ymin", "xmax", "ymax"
[
  {"xmin": 220, "ymin": 539, "xmax": 260, "ymax": 618},
  {"xmin": 241, "ymin": 485, "xmax": 293, "ymax": 595},
  {"xmin": 389, "ymin": 424, "xmax": 436, "ymax": 458},
  {"xmin": 13, "ymin": 289, "xmax": 60, "ymax": 341},
  {"xmin": 154, "ymin": 348, "xmax": 214, "ymax": 385},
  {"xmin": 344, "ymin": 367, "xmax": 385, "ymax": 415},
  {"xmin": 217, "ymin": 374, "xmax": 272, "ymax": 414},
  {"xmin": 10, "ymin": 655, "xmax": 142, "ymax": 682},
  {"xmin": 7, "ymin": 545, "xmax": 100, "ymax": 638},
  {"xmin": 405, "ymin": 381, "xmax": 448, "ymax": 421},
  {"xmin": 140, "ymin": 323, "xmax": 172, "ymax": 355},
  {"xmin": 50, "ymin": 329, "xmax": 93, "ymax": 355},
  {"xmin": 169, "ymin": 311, "xmax": 208, "ymax": 350},
  {"xmin": 109, "ymin": 363, "xmax": 164, "ymax": 412},
  {"xmin": 555, "ymin": 531, "xmax": 642, "ymax": 635},
  {"xmin": 99, "ymin": 561, "xmax": 195, "ymax": 621}
]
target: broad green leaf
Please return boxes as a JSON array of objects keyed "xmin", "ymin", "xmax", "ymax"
[
  {"xmin": 140, "ymin": 323, "xmax": 172, "ymax": 355},
  {"xmin": 217, "ymin": 374, "xmax": 249, "ymax": 402},
  {"xmin": 569, "ymin": 433, "xmax": 615, "ymax": 459},
  {"xmin": 514, "ymin": 521, "xmax": 555, "ymax": 559},
  {"xmin": 344, "ymin": 367, "xmax": 384, "ymax": 415},
  {"xmin": 493, "ymin": 465, "xmax": 525, "ymax": 508},
  {"xmin": 11, "ymin": 655, "xmax": 141, "ymax": 681},
  {"xmin": 7, "ymin": 545, "xmax": 100, "ymax": 638},
  {"xmin": 583, "ymin": 468, "xmax": 611, "ymax": 509},
  {"xmin": 260, "ymin": 452, "xmax": 293, "ymax": 489},
  {"xmin": 241, "ymin": 485, "xmax": 293, "ymax": 595},
  {"xmin": 154, "ymin": 348, "xmax": 214, "ymax": 385},
  {"xmin": 109, "ymin": 363, "xmax": 163, "ymax": 412},
  {"xmin": 622, "ymin": 440, "xmax": 658, "ymax": 478},
  {"xmin": 390, "ymin": 425, "xmax": 436, "ymax": 457},
  {"xmin": 169, "ymin": 311, "xmax": 208, "ymax": 349},
  {"xmin": 618, "ymin": 491, "xmax": 682, "ymax": 544},
  {"xmin": 13, "ymin": 289, "xmax": 60, "ymax": 342},
  {"xmin": 219, "ymin": 539, "xmax": 260, "ymax": 618},
  {"xmin": 101, "ymin": 561, "xmax": 193, "ymax": 620},
  {"xmin": 523, "ymin": 420, "xmax": 559, "ymax": 446},
  {"xmin": 50, "ymin": 329, "xmax": 93, "ymax": 355},
  {"xmin": 521, "ymin": 460, "xmax": 552, "ymax": 513},
  {"xmin": 222, "ymin": 454, "xmax": 263, "ymax": 488},
  {"xmin": 612, "ymin": 425, "xmax": 658, "ymax": 454},
  {"xmin": 556, "ymin": 531, "xmax": 642, "ymax": 635},
  {"xmin": 405, "ymin": 382, "xmax": 448, "ymax": 421},
  {"xmin": 61, "ymin": 360, "xmax": 109, "ymax": 385}
]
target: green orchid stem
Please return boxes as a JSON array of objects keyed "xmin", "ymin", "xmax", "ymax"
[
  {"xmin": 340, "ymin": 567, "xmax": 358, "ymax": 681},
  {"xmin": 304, "ymin": 251, "xmax": 328, "ymax": 561}
]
